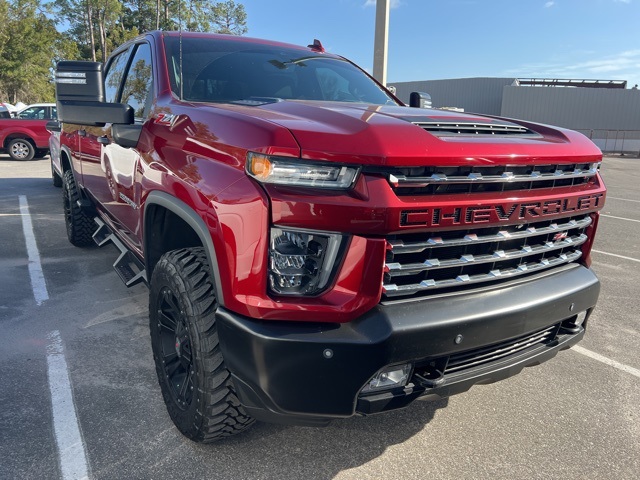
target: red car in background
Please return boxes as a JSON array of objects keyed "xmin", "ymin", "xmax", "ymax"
[{"xmin": 0, "ymin": 103, "xmax": 56, "ymax": 160}]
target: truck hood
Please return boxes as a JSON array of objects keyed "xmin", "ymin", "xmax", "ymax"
[{"xmin": 220, "ymin": 101, "xmax": 601, "ymax": 167}]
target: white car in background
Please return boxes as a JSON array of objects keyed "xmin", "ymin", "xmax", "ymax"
[
  {"xmin": 0, "ymin": 103, "xmax": 17, "ymax": 118},
  {"xmin": 15, "ymin": 103, "xmax": 57, "ymax": 120}
]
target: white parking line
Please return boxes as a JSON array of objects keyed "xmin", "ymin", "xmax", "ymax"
[
  {"xmin": 606, "ymin": 196, "xmax": 640, "ymax": 204},
  {"xmin": 47, "ymin": 330, "xmax": 90, "ymax": 480},
  {"xmin": 601, "ymin": 214, "xmax": 640, "ymax": 224},
  {"xmin": 592, "ymin": 250, "xmax": 640, "ymax": 264},
  {"xmin": 572, "ymin": 346, "xmax": 640, "ymax": 380},
  {"xmin": 18, "ymin": 195, "xmax": 49, "ymax": 305}
]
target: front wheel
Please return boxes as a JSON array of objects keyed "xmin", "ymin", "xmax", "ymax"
[
  {"xmin": 8, "ymin": 138, "xmax": 35, "ymax": 161},
  {"xmin": 149, "ymin": 247, "xmax": 254, "ymax": 442}
]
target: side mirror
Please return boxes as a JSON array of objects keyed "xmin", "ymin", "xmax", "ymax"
[
  {"xmin": 409, "ymin": 91, "xmax": 432, "ymax": 109},
  {"xmin": 46, "ymin": 120, "xmax": 61, "ymax": 133},
  {"xmin": 112, "ymin": 124, "xmax": 142, "ymax": 149},
  {"xmin": 55, "ymin": 61, "xmax": 134, "ymax": 126}
]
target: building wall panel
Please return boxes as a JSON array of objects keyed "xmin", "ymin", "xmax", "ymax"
[
  {"xmin": 390, "ymin": 77, "xmax": 515, "ymax": 115},
  {"xmin": 501, "ymin": 86, "xmax": 640, "ymax": 131}
]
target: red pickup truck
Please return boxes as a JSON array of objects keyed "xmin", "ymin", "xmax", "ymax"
[
  {"xmin": 53, "ymin": 31, "xmax": 605, "ymax": 442},
  {"xmin": 0, "ymin": 104, "xmax": 56, "ymax": 160}
]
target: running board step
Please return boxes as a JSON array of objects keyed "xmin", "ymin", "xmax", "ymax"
[{"xmin": 92, "ymin": 217, "xmax": 148, "ymax": 288}]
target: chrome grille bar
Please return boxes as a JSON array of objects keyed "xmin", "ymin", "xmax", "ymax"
[
  {"xmin": 389, "ymin": 163, "xmax": 600, "ymax": 188},
  {"xmin": 389, "ymin": 216, "xmax": 591, "ymax": 254},
  {"xmin": 383, "ymin": 250, "xmax": 582, "ymax": 297},
  {"xmin": 387, "ymin": 234, "xmax": 587, "ymax": 277}
]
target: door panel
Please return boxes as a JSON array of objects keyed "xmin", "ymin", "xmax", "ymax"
[{"xmin": 100, "ymin": 42, "xmax": 154, "ymax": 251}]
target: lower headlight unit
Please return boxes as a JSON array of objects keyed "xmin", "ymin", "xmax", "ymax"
[
  {"xmin": 361, "ymin": 364, "xmax": 412, "ymax": 394},
  {"xmin": 269, "ymin": 227, "xmax": 346, "ymax": 296}
]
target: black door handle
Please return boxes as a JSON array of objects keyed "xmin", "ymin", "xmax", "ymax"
[{"xmin": 97, "ymin": 136, "xmax": 110, "ymax": 145}]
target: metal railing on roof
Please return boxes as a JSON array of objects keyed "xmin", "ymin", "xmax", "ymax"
[{"xmin": 516, "ymin": 79, "xmax": 628, "ymax": 89}]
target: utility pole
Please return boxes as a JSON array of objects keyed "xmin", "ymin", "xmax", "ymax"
[{"xmin": 373, "ymin": 0, "xmax": 390, "ymax": 85}]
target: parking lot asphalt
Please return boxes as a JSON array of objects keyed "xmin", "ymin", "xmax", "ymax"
[{"xmin": 1, "ymin": 154, "xmax": 639, "ymax": 480}]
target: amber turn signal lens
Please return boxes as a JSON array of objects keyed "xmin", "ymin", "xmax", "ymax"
[{"xmin": 249, "ymin": 154, "xmax": 272, "ymax": 180}]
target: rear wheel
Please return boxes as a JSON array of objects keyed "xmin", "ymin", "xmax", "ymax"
[
  {"xmin": 62, "ymin": 170, "xmax": 94, "ymax": 246},
  {"xmin": 8, "ymin": 138, "xmax": 34, "ymax": 161},
  {"xmin": 149, "ymin": 247, "xmax": 254, "ymax": 442}
]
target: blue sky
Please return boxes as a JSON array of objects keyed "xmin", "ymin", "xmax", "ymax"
[{"xmin": 242, "ymin": 0, "xmax": 640, "ymax": 88}]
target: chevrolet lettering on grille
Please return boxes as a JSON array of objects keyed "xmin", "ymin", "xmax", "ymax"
[{"xmin": 401, "ymin": 193, "xmax": 605, "ymax": 227}]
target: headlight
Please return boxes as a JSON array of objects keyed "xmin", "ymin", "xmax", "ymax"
[
  {"xmin": 269, "ymin": 227, "xmax": 347, "ymax": 296},
  {"xmin": 246, "ymin": 153, "xmax": 359, "ymax": 189}
]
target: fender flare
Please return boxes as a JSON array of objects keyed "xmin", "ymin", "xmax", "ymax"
[
  {"xmin": 3, "ymin": 130, "xmax": 36, "ymax": 148},
  {"xmin": 59, "ymin": 145, "xmax": 74, "ymax": 172},
  {"xmin": 144, "ymin": 191, "xmax": 225, "ymax": 306}
]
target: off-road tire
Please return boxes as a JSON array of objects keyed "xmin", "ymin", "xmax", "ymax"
[
  {"xmin": 62, "ymin": 170, "xmax": 94, "ymax": 246},
  {"xmin": 8, "ymin": 138, "xmax": 35, "ymax": 161},
  {"xmin": 149, "ymin": 247, "xmax": 254, "ymax": 442},
  {"xmin": 52, "ymin": 161, "xmax": 62, "ymax": 187}
]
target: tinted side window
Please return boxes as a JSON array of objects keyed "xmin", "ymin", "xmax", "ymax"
[
  {"xmin": 104, "ymin": 51, "xmax": 131, "ymax": 103},
  {"xmin": 121, "ymin": 43, "xmax": 154, "ymax": 120},
  {"xmin": 18, "ymin": 106, "xmax": 47, "ymax": 119}
]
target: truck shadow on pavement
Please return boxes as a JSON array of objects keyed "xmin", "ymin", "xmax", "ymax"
[{"xmin": 192, "ymin": 397, "xmax": 449, "ymax": 479}]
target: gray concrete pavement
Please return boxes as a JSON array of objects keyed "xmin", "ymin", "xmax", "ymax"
[{"xmin": 0, "ymin": 154, "xmax": 638, "ymax": 479}]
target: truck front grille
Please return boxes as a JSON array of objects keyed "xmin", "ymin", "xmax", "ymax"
[
  {"xmin": 383, "ymin": 215, "xmax": 591, "ymax": 299},
  {"xmin": 378, "ymin": 162, "xmax": 600, "ymax": 196}
]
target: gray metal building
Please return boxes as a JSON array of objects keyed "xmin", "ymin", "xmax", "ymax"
[
  {"xmin": 389, "ymin": 77, "xmax": 640, "ymax": 154},
  {"xmin": 391, "ymin": 77, "xmax": 516, "ymax": 115}
]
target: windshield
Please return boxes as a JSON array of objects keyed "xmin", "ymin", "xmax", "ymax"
[{"xmin": 164, "ymin": 36, "xmax": 397, "ymax": 106}]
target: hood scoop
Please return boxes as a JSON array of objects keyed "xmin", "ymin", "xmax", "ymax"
[{"xmin": 413, "ymin": 120, "xmax": 538, "ymax": 137}]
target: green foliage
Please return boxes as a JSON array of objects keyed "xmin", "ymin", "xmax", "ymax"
[
  {"xmin": 0, "ymin": 0, "xmax": 78, "ymax": 103},
  {"xmin": 0, "ymin": 0, "xmax": 248, "ymax": 103},
  {"xmin": 56, "ymin": 0, "xmax": 248, "ymax": 61},
  {"xmin": 210, "ymin": 1, "xmax": 247, "ymax": 35}
]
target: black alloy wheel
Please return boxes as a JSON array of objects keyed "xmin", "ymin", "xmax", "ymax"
[
  {"xmin": 149, "ymin": 247, "xmax": 254, "ymax": 442},
  {"xmin": 156, "ymin": 287, "xmax": 195, "ymax": 409}
]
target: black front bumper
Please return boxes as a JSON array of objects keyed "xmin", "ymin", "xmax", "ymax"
[{"xmin": 217, "ymin": 264, "xmax": 599, "ymax": 426}]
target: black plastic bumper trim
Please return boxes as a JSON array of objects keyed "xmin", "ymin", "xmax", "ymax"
[{"xmin": 216, "ymin": 264, "xmax": 599, "ymax": 426}]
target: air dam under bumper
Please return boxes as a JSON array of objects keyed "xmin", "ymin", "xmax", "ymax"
[{"xmin": 216, "ymin": 264, "xmax": 599, "ymax": 426}]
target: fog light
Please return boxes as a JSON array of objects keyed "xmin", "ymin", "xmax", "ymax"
[{"xmin": 361, "ymin": 364, "xmax": 412, "ymax": 393}]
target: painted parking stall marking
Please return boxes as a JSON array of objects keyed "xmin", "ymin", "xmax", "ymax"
[
  {"xmin": 600, "ymin": 214, "xmax": 640, "ymax": 224},
  {"xmin": 47, "ymin": 330, "xmax": 90, "ymax": 480},
  {"xmin": 606, "ymin": 196, "xmax": 640, "ymax": 204},
  {"xmin": 18, "ymin": 195, "xmax": 49, "ymax": 305},
  {"xmin": 592, "ymin": 249, "xmax": 640, "ymax": 264},
  {"xmin": 573, "ymin": 346, "xmax": 640, "ymax": 380}
]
